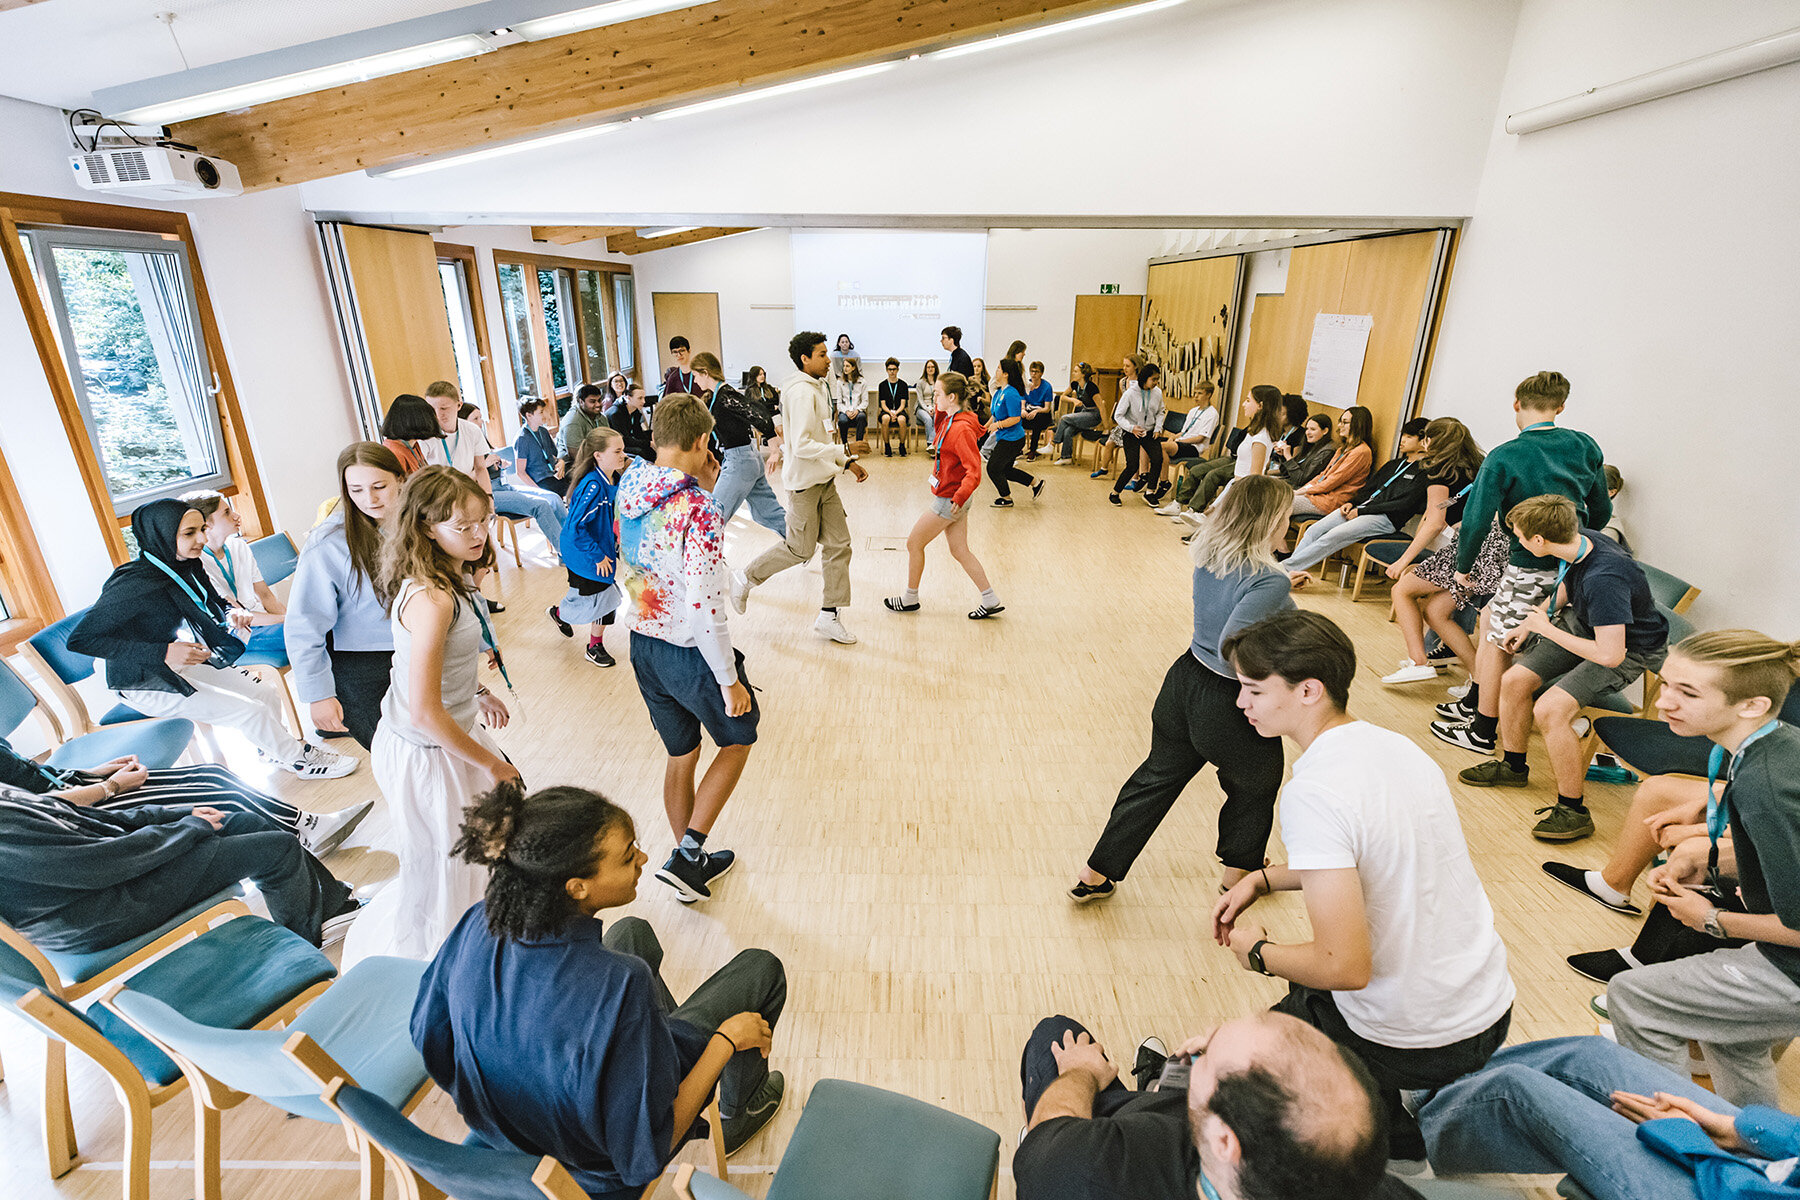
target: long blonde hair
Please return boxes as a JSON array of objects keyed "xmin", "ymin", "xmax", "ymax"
[
  {"xmin": 378, "ymin": 465, "xmax": 494, "ymax": 608},
  {"xmin": 1674, "ymin": 630, "xmax": 1800, "ymax": 709},
  {"xmin": 1189, "ymin": 474, "xmax": 1294, "ymax": 576}
]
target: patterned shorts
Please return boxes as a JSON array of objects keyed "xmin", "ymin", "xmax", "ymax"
[
  {"xmin": 1411, "ymin": 517, "xmax": 1508, "ymax": 608},
  {"xmin": 1483, "ymin": 563, "xmax": 1559, "ymax": 645}
]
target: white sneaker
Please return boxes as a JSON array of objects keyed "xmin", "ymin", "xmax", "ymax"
[
  {"xmin": 1178, "ymin": 510, "xmax": 1205, "ymax": 527},
  {"xmin": 320, "ymin": 899, "xmax": 365, "ymax": 946},
  {"xmin": 729, "ymin": 570, "xmax": 751, "ymax": 615},
  {"xmin": 1153, "ymin": 501, "xmax": 1183, "ymax": 516},
  {"xmin": 814, "ymin": 610, "xmax": 857, "ymax": 644},
  {"xmin": 281, "ymin": 743, "xmax": 358, "ymax": 780},
  {"xmin": 1381, "ymin": 660, "xmax": 1440, "ymax": 685},
  {"xmin": 297, "ymin": 799, "xmax": 374, "ymax": 855},
  {"xmin": 1446, "ymin": 680, "xmax": 1473, "ymax": 701},
  {"xmin": 1052, "ymin": 457, "xmax": 1072, "ymax": 466}
]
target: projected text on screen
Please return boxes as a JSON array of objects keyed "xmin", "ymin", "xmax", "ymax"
[{"xmin": 791, "ymin": 232, "xmax": 988, "ymax": 362}]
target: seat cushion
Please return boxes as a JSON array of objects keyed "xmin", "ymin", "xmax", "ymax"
[
  {"xmin": 87, "ymin": 915, "xmax": 336, "ymax": 1087},
  {"xmin": 1587, "ymin": 691, "xmax": 1638, "ymax": 716},
  {"xmin": 100, "ymin": 702, "xmax": 154, "ymax": 726},
  {"xmin": 42, "ymin": 888, "xmax": 242, "ymax": 988},
  {"xmin": 282, "ymin": 956, "xmax": 432, "ymax": 1120},
  {"xmin": 45, "ymin": 719, "xmax": 195, "ymax": 772},
  {"xmin": 766, "ymin": 1079, "xmax": 999, "ymax": 1200},
  {"xmin": 1364, "ymin": 540, "xmax": 1412, "ymax": 565}
]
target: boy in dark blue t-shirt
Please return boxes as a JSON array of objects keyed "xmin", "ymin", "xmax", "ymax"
[{"xmin": 1458, "ymin": 494, "xmax": 1668, "ymax": 841}]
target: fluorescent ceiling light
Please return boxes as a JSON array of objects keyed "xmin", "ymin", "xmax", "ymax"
[
  {"xmin": 380, "ymin": 120, "xmax": 624, "ymax": 177},
  {"xmin": 649, "ymin": 61, "xmax": 897, "ymax": 121},
  {"xmin": 513, "ymin": 0, "xmax": 700, "ymax": 40},
  {"xmin": 635, "ymin": 226, "xmax": 700, "ymax": 238},
  {"xmin": 115, "ymin": 34, "xmax": 494, "ymax": 125},
  {"xmin": 930, "ymin": 0, "xmax": 1188, "ymax": 61}
]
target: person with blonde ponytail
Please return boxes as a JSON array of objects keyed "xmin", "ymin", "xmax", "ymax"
[
  {"xmin": 1070, "ymin": 475, "xmax": 1295, "ymax": 904},
  {"xmin": 413, "ymin": 782, "xmax": 788, "ymax": 1195}
]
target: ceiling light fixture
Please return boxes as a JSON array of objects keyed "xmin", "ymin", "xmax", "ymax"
[
  {"xmin": 114, "ymin": 34, "xmax": 495, "ymax": 125},
  {"xmin": 929, "ymin": 0, "xmax": 1189, "ymax": 61},
  {"xmin": 648, "ymin": 61, "xmax": 898, "ymax": 122},
  {"xmin": 634, "ymin": 226, "xmax": 701, "ymax": 238},
  {"xmin": 512, "ymin": 0, "xmax": 701, "ymax": 41},
  {"xmin": 379, "ymin": 119, "xmax": 625, "ymax": 177}
]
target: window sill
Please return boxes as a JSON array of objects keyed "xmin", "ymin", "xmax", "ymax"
[{"xmin": 0, "ymin": 616, "xmax": 44, "ymax": 657}]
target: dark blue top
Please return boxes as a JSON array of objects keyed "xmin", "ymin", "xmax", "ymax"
[
  {"xmin": 560, "ymin": 470, "xmax": 619, "ymax": 584},
  {"xmin": 1022, "ymin": 380, "xmax": 1055, "ymax": 411},
  {"xmin": 1563, "ymin": 528, "xmax": 1668, "ymax": 654},
  {"xmin": 515, "ymin": 427, "xmax": 560, "ymax": 488},
  {"xmin": 412, "ymin": 904, "xmax": 710, "ymax": 1197},
  {"xmin": 991, "ymin": 386, "xmax": 1026, "ymax": 441},
  {"xmin": 1725, "ymin": 725, "xmax": 1800, "ymax": 987}
]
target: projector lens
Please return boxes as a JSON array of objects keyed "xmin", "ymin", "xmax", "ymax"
[{"xmin": 194, "ymin": 158, "xmax": 221, "ymax": 188}]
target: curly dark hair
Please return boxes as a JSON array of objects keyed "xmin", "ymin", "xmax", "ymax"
[{"xmin": 453, "ymin": 781, "xmax": 636, "ymax": 941}]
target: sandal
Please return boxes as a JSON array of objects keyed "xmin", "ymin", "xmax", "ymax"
[
  {"xmin": 968, "ymin": 604, "xmax": 1005, "ymax": 620},
  {"xmin": 883, "ymin": 597, "xmax": 921, "ymax": 612}
]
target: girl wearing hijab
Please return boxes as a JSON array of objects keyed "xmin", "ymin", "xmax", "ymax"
[{"xmin": 69, "ymin": 499, "xmax": 358, "ymax": 779}]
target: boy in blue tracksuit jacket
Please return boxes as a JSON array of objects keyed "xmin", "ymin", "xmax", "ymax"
[{"xmin": 549, "ymin": 428, "xmax": 627, "ymax": 667}]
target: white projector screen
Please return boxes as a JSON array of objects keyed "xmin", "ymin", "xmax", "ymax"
[{"xmin": 790, "ymin": 231, "xmax": 988, "ymax": 363}]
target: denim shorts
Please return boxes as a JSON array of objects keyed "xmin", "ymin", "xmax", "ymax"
[
  {"xmin": 629, "ymin": 633, "xmax": 759, "ymax": 755},
  {"xmin": 928, "ymin": 495, "xmax": 968, "ymax": 521}
]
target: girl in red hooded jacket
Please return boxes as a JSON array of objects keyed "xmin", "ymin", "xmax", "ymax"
[{"xmin": 884, "ymin": 371, "xmax": 1005, "ymax": 619}]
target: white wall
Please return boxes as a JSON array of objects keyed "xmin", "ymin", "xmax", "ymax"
[
  {"xmin": 296, "ymin": 0, "xmax": 1519, "ymax": 223},
  {"xmin": 0, "ymin": 95, "xmax": 357, "ymax": 608},
  {"xmin": 1425, "ymin": 0, "xmax": 1800, "ymax": 632}
]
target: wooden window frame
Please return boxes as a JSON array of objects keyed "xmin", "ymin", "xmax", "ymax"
[
  {"xmin": 492, "ymin": 250, "xmax": 635, "ymax": 403},
  {"xmin": 0, "ymin": 191, "xmax": 273, "ymax": 566},
  {"xmin": 433, "ymin": 242, "xmax": 502, "ymax": 430},
  {"xmin": 0, "ymin": 435, "xmax": 61, "ymax": 648}
]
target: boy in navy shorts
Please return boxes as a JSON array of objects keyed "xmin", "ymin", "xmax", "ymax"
[{"xmin": 617, "ymin": 396, "xmax": 758, "ymax": 902}]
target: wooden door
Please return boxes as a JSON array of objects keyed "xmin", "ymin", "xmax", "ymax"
[
  {"xmin": 651, "ymin": 292, "xmax": 723, "ymax": 375},
  {"xmin": 338, "ymin": 224, "xmax": 459, "ymax": 408},
  {"xmin": 1071, "ymin": 293, "xmax": 1144, "ymax": 406}
]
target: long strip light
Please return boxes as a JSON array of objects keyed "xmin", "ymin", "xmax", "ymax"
[
  {"xmin": 647, "ymin": 61, "xmax": 899, "ymax": 122},
  {"xmin": 115, "ymin": 34, "xmax": 495, "ymax": 126},
  {"xmin": 635, "ymin": 226, "xmax": 700, "ymax": 238},
  {"xmin": 381, "ymin": 119, "xmax": 626, "ymax": 177},
  {"xmin": 930, "ymin": 0, "xmax": 1189, "ymax": 61},
  {"xmin": 512, "ymin": 0, "xmax": 700, "ymax": 41}
]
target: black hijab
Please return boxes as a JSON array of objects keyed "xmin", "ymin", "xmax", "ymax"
[{"xmin": 124, "ymin": 499, "xmax": 236, "ymax": 648}]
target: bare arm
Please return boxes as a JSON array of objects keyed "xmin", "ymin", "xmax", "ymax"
[
  {"xmin": 397, "ymin": 588, "xmax": 514, "ymax": 782},
  {"xmin": 251, "ymin": 581, "xmax": 286, "ymax": 618},
  {"xmin": 1218, "ymin": 867, "xmax": 1373, "ymax": 991}
]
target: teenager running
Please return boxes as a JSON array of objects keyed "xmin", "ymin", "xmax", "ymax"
[
  {"xmin": 548, "ymin": 428, "xmax": 628, "ymax": 668},
  {"xmin": 985, "ymin": 357, "xmax": 1043, "ymax": 507}
]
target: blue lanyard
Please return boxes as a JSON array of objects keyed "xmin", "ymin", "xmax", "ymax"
[
  {"xmin": 203, "ymin": 545, "xmax": 237, "ymax": 600},
  {"xmin": 438, "ymin": 424, "xmax": 461, "ymax": 464},
  {"xmin": 1522, "ymin": 421, "xmax": 1556, "ymax": 432},
  {"xmin": 1198, "ymin": 1168, "xmax": 1222, "ymax": 1200},
  {"xmin": 467, "ymin": 593, "xmax": 514, "ymax": 691},
  {"xmin": 1361, "ymin": 459, "xmax": 1411, "ymax": 505},
  {"xmin": 1706, "ymin": 719, "xmax": 1782, "ymax": 847},
  {"xmin": 1545, "ymin": 536, "xmax": 1587, "ymax": 618},
  {"xmin": 145, "ymin": 554, "xmax": 210, "ymax": 611}
]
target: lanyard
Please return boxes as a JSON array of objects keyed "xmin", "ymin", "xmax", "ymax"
[
  {"xmin": 1545, "ymin": 536, "xmax": 1588, "ymax": 619},
  {"xmin": 1361, "ymin": 459, "xmax": 1411, "ymax": 505},
  {"xmin": 1706, "ymin": 720, "xmax": 1782, "ymax": 856},
  {"xmin": 1522, "ymin": 420, "xmax": 1556, "ymax": 432},
  {"xmin": 467, "ymin": 592, "xmax": 515, "ymax": 692},
  {"xmin": 1198, "ymin": 1168, "xmax": 1222, "ymax": 1200},
  {"xmin": 146, "ymin": 554, "xmax": 211, "ymax": 611},
  {"xmin": 932, "ymin": 412, "xmax": 955, "ymax": 455},
  {"xmin": 438, "ymin": 424, "xmax": 461, "ymax": 465},
  {"xmin": 203, "ymin": 545, "xmax": 237, "ymax": 600}
]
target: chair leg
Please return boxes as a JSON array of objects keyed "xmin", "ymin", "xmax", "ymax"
[
  {"xmin": 43, "ymin": 1038, "xmax": 78, "ymax": 1177},
  {"xmin": 121, "ymin": 1080, "xmax": 154, "ymax": 1200},
  {"xmin": 508, "ymin": 521, "xmax": 523, "ymax": 569},
  {"xmin": 359, "ymin": 1137, "xmax": 387, "ymax": 1200},
  {"xmin": 194, "ymin": 1091, "xmax": 223, "ymax": 1200},
  {"xmin": 706, "ymin": 1095, "xmax": 727, "ymax": 1179}
]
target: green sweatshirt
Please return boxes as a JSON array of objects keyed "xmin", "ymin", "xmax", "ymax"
[{"xmin": 1456, "ymin": 425, "xmax": 1611, "ymax": 571}]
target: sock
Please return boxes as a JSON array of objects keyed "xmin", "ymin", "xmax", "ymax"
[
  {"xmin": 1470, "ymin": 712, "xmax": 1498, "ymax": 740},
  {"xmin": 1461, "ymin": 683, "xmax": 1481, "ymax": 710},
  {"xmin": 1584, "ymin": 871, "xmax": 1630, "ymax": 906},
  {"xmin": 1559, "ymin": 794, "xmax": 1588, "ymax": 813},
  {"xmin": 1502, "ymin": 750, "xmax": 1528, "ymax": 772},
  {"xmin": 679, "ymin": 828, "xmax": 707, "ymax": 860},
  {"xmin": 903, "ymin": 588, "xmax": 919, "ymax": 605},
  {"xmin": 588, "ymin": 631, "xmax": 604, "ymax": 649},
  {"xmin": 979, "ymin": 588, "xmax": 999, "ymax": 607}
]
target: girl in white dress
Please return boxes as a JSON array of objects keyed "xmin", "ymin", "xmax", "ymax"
[{"xmin": 342, "ymin": 465, "xmax": 520, "ymax": 966}]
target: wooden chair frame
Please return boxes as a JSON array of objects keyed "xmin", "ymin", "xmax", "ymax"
[
  {"xmin": 492, "ymin": 513, "xmax": 530, "ymax": 570},
  {"xmin": 1348, "ymin": 540, "xmax": 1414, "ymax": 603},
  {"xmin": 13, "ymin": 642, "xmax": 201, "ymax": 753},
  {"xmin": 1, "ymin": 899, "xmax": 250, "ymax": 1006}
]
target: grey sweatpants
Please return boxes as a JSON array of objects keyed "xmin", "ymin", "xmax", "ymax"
[{"xmin": 1608, "ymin": 943, "xmax": 1800, "ymax": 1106}]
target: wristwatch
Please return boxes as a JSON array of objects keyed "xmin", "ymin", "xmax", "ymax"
[
  {"xmin": 1702, "ymin": 907, "xmax": 1730, "ymax": 939},
  {"xmin": 1247, "ymin": 939, "xmax": 1274, "ymax": 976},
  {"xmin": 101, "ymin": 777, "xmax": 120, "ymax": 798}
]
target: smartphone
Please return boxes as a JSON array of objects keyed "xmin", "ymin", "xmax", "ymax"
[{"xmin": 1157, "ymin": 1054, "xmax": 1192, "ymax": 1092}]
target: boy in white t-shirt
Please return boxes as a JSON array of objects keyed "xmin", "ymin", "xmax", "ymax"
[
  {"xmin": 182, "ymin": 488, "xmax": 286, "ymax": 659},
  {"xmin": 1212, "ymin": 608, "xmax": 1515, "ymax": 1161},
  {"xmin": 420, "ymin": 381, "xmax": 495, "ymax": 493}
]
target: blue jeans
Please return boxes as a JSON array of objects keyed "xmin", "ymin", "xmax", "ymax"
[
  {"xmin": 1419, "ymin": 1036, "xmax": 1727, "ymax": 1200},
  {"xmin": 1284, "ymin": 510, "xmax": 1396, "ymax": 573},
  {"xmin": 493, "ymin": 478, "xmax": 566, "ymax": 548},
  {"xmin": 1053, "ymin": 409, "xmax": 1100, "ymax": 456},
  {"xmin": 710, "ymin": 444, "xmax": 787, "ymax": 537}
]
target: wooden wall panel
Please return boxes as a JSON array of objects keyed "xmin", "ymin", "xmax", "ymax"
[
  {"xmin": 1070, "ymin": 293, "xmax": 1144, "ymax": 407},
  {"xmin": 341, "ymin": 225, "xmax": 459, "ymax": 409},
  {"xmin": 651, "ymin": 292, "xmax": 722, "ymax": 377},
  {"xmin": 1142, "ymin": 256, "xmax": 1240, "ymax": 417}
]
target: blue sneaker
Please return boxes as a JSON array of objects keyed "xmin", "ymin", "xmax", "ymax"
[
  {"xmin": 1124, "ymin": 479, "xmax": 1144, "ymax": 492},
  {"xmin": 1089, "ymin": 469, "xmax": 1107, "ymax": 479}
]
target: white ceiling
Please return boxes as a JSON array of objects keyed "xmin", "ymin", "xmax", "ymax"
[{"xmin": 0, "ymin": 0, "xmax": 477, "ymax": 109}]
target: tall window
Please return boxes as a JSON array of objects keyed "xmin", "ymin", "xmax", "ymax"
[
  {"xmin": 438, "ymin": 258, "xmax": 486, "ymax": 409},
  {"xmin": 613, "ymin": 274, "xmax": 637, "ymax": 371},
  {"xmin": 496, "ymin": 262, "xmax": 538, "ymax": 397},
  {"xmin": 21, "ymin": 226, "xmax": 230, "ymax": 513},
  {"xmin": 495, "ymin": 253, "xmax": 635, "ymax": 407},
  {"xmin": 537, "ymin": 267, "xmax": 579, "ymax": 397},
  {"xmin": 578, "ymin": 269, "xmax": 610, "ymax": 382}
]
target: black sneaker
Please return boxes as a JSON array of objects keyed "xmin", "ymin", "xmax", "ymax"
[
  {"xmin": 584, "ymin": 641, "xmax": 616, "ymax": 668},
  {"xmin": 656, "ymin": 851, "xmax": 713, "ymax": 902},
  {"xmin": 1567, "ymin": 949, "xmax": 1634, "ymax": 984},
  {"xmin": 1031, "ymin": 479, "xmax": 1045, "ymax": 500},
  {"xmin": 1425, "ymin": 642, "xmax": 1459, "ymax": 664},
  {"xmin": 546, "ymin": 605, "xmax": 572, "ymax": 637},
  {"xmin": 1108, "ymin": 493, "xmax": 1122, "ymax": 506},
  {"xmin": 721, "ymin": 1071, "xmax": 784, "ymax": 1155},
  {"xmin": 1147, "ymin": 483, "xmax": 1171, "ymax": 505},
  {"xmin": 486, "ymin": 598, "xmax": 506, "ymax": 614},
  {"xmin": 1532, "ymin": 804, "xmax": 1597, "ymax": 842},
  {"xmin": 1459, "ymin": 759, "xmax": 1531, "ymax": 788},
  {"xmin": 1069, "ymin": 878, "xmax": 1115, "ymax": 904},
  {"xmin": 1431, "ymin": 719, "xmax": 1495, "ymax": 753},
  {"xmin": 992, "ymin": 496, "xmax": 1014, "ymax": 508},
  {"xmin": 320, "ymin": 898, "xmax": 366, "ymax": 946},
  {"xmin": 697, "ymin": 848, "xmax": 736, "ymax": 890},
  {"xmin": 1132, "ymin": 1036, "xmax": 1168, "ymax": 1091},
  {"xmin": 1541, "ymin": 861, "xmax": 1641, "ymax": 916},
  {"xmin": 1434, "ymin": 698, "xmax": 1476, "ymax": 720}
]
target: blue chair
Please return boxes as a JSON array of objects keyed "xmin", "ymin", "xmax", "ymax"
[
  {"xmin": 105, "ymin": 955, "xmax": 432, "ymax": 1200},
  {"xmin": 1, "ymin": 909, "xmax": 333, "ymax": 1197},
  {"xmin": 248, "ymin": 532, "xmax": 299, "ymax": 587},
  {"xmin": 315, "ymin": 1075, "xmax": 592, "ymax": 1200},
  {"xmin": 675, "ymin": 1078, "xmax": 1001, "ymax": 1200},
  {"xmin": 21, "ymin": 608, "xmax": 173, "ymax": 736},
  {"xmin": 1571, "ymin": 605, "xmax": 1694, "ymax": 771},
  {"xmin": 0, "ymin": 654, "xmax": 195, "ymax": 772},
  {"xmin": 1638, "ymin": 561, "xmax": 1699, "ymax": 615},
  {"xmin": 1350, "ymin": 538, "xmax": 1413, "ymax": 602}
]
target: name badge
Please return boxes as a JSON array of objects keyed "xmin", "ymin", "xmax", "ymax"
[{"xmin": 927, "ymin": 473, "xmax": 940, "ymax": 490}]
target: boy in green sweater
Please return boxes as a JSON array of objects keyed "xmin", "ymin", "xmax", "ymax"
[{"xmin": 1431, "ymin": 372, "xmax": 1611, "ymax": 755}]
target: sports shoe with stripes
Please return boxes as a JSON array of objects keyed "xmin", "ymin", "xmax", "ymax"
[{"xmin": 280, "ymin": 743, "xmax": 358, "ymax": 780}]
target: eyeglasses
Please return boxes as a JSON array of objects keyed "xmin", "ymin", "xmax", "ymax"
[{"xmin": 433, "ymin": 520, "xmax": 488, "ymax": 537}]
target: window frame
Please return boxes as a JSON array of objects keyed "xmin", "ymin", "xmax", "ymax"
[
  {"xmin": 434, "ymin": 242, "xmax": 501, "ymax": 429},
  {"xmin": 0, "ymin": 191, "xmax": 272, "ymax": 566},
  {"xmin": 493, "ymin": 250, "xmax": 635, "ymax": 407}
]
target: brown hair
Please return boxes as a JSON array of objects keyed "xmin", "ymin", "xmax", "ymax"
[
  {"xmin": 179, "ymin": 488, "xmax": 228, "ymax": 521},
  {"xmin": 569, "ymin": 426, "xmax": 623, "ymax": 489},
  {"xmin": 1246, "ymin": 384, "xmax": 1284, "ymax": 438},
  {"xmin": 938, "ymin": 371, "xmax": 970, "ymax": 409},
  {"xmin": 1506, "ymin": 493, "xmax": 1578, "ymax": 543},
  {"xmin": 1515, "ymin": 371, "xmax": 1570, "ymax": 412},
  {"xmin": 689, "ymin": 351, "xmax": 723, "ymax": 380},
  {"xmin": 335, "ymin": 442, "xmax": 406, "ymax": 590},
  {"xmin": 1673, "ymin": 631, "xmax": 1800, "ymax": 710},
  {"xmin": 1224, "ymin": 609, "xmax": 1357, "ymax": 710},
  {"xmin": 425, "ymin": 380, "xmax": 460, "ymax": 399},
  {"xmin": 1340, "ymin": 405, "xmax": 1373, "ymax": 449},
  {"xmin": 1604, "ymin": 463, "xmax": 1623, "ymax": 493},
  {"xmin": 1419, "ymin": 417, "xmax": 1484, "ymax": 482},
  {"xmin": 378, "ymin": 465, "xmax": 494, "ymax": 608},
  {"xmin": 651, "ymin": 394, "xmax": 714, "ymax": 450}
]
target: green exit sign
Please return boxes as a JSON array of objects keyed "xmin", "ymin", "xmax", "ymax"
[{"xmin": 1099, "ymin": 284, "xmax": 1120, "ymax": 294}]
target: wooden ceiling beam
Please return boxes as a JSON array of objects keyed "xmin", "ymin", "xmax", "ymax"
[
  {"xmin": 605, "ymin": 226, "xmax": 756, "ymax": 255},
  {"xmin": 531, "ymin": 225, "xmax": 636, "ymax": 245},
  {"xmin": 172, "ymin": 0, "xmax": 1131, "ymax": 190}
]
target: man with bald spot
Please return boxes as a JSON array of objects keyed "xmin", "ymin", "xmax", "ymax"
[{"xmin": 1013, "ymin": 1011, "xmax": 1397, "ymax": 1200}]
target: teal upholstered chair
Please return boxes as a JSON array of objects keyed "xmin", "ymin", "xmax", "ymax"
[
  {"xmin": 104, "ymin": 955, "xmax": 432, "ymax": 1200},
  {"xmin": 1638, "ymin": 561, "xmax": 1699, "ymax": 614},
  {"xmin": 0, "ymin": 911, "xmax": 334, "ymax": 1198},
  {"xmin": 674, "ymin": 1078, "xmax": 1001, "ymax": 1200},
  {"xmin": 2, "ymin": 636, "xmax": 195, "ymax": 769},
  {"xmin": 248, "ymin": 532, "xmax": 300, "ymax": 586},
  {"xmin": 21, "ymin": 608, "xmax": 170, "ymax": 735}
]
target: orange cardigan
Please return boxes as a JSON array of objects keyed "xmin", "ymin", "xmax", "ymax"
[{"xmin": 1297, "ymin": 442, "xmax": 1372, "ymax": 511}]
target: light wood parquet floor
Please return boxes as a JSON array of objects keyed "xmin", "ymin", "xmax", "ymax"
[{"xmin": 6, "ymin": 447, "xmax": 1785, "ymax": 1199}]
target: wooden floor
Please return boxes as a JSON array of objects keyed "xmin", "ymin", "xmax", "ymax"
[{"xmin": 5, "ymin": 450, "xmax": 1786, "ymax": 1199}]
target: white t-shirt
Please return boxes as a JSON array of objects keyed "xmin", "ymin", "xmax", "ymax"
[
  {"xmin": 1234, "ymin": 429, "xmax": 1274, "ymax": 478},
  {"xmin": 418, "ymin": 418, "xmax": 493, "ymax": 483},
  {"xmin": 1178, "ymin": 405, "xmax": 1219, "ymax": 443},
  {"xmin": 1279, "ymin": 721, "xmax": 1515, "ymax": 1048},
  {"xmin": 199, "ymin": 536, "xmax": 264, "ymax": 612}
]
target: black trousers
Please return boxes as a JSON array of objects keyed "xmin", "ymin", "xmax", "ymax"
[
  {"xmin": 987, "ymin": 438, "xmax": 1034, "ymax": 497},
  {"xmin": 172, "ymin": 811, "xmax": 353, "ymax": 946},
  {"xmin": 1022, "ymin": 411, "xmax": 1055, "ymax": 452},
  {"xmin": 1088, "ymin": 652, "xmax": 1285, "ymax": 877},
  {"xmin": 1113, "ymin": 432, "xmax": 1162, "ymax": 493},
  {"xmin": 326, "ymin": 646, "xmax": 392, "ymax": 750},
  {"xmin": 1594, "ymin": 715, "xmax": 1711, "ymax": 777},
  {"xmin": 1275, "ymin": 983, "xmax": 1511, "ymax": 1160}
]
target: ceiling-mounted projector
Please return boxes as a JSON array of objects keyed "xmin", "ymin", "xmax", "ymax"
[{"xmin": 69, "ymin": 145, "xmax": 243, "ymax": 199}]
